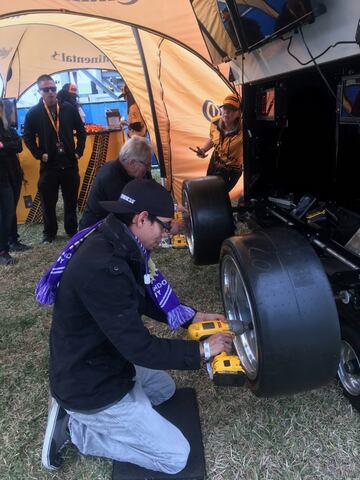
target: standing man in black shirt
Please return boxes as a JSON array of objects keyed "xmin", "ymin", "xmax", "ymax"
[{"xmin": 24, "ymin": 74, "xmax": 86, "ymax": 243}]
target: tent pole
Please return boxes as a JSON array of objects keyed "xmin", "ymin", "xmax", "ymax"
[{"xmin": 132, "ymin": 27, "xmax": 166, "ymax": 179}]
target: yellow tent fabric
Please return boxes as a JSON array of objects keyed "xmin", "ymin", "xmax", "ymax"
[
  {"xmin": 191, "ymin": 0, "xmax": 236, "ymax": 62},
  {"xmin": 0, "ymin": 0, "xmax": 235, "ymax": 65},
  {"xmin": 0, "ymin": 24, "xmax": 113, "ymax": 98},
  {"xmin": 0, "ymin": 9, "xmax": 242, "ymax": 200}
]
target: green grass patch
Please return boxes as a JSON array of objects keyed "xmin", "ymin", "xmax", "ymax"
[{"xmin": 1, "ymin": 209, "xmax": 360, "ymax": 479}]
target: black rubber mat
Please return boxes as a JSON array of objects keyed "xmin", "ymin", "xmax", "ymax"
[{"xmin": 112, "ymin": 387, "xmax": 206, "ymax": 480}]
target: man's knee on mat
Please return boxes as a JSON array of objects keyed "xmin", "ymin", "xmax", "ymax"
[{"xmin": 155, "ymin": 436, "xmax": 190, "ymax": 475}]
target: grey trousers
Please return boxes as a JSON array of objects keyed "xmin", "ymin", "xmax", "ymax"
[{"xmin": 66, "ymin": 366, "xmax": 190, "ymax": 474}]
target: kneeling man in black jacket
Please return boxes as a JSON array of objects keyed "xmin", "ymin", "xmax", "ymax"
[{"xmin": 41, "ymin": 178, "xmax": 232, "ymax": 474}]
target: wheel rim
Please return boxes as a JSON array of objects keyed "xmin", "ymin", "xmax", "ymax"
[
  {"xmin": 338, "ymin": 340, "xmax": 360, "ymax": 396},
  {"xmin": 182, "ymin": 190, "xmax": 194, "ymax": 255},
  {"xmin": 221, "ymin": 254, "xmax": 258, "ymax": 379}
]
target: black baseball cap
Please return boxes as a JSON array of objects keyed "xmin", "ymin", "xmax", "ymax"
[{"xmin": 100, "ymin": 179, "xmax": 174, "ymax": 218}]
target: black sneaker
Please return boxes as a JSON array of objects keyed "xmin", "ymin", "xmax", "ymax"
[
  {"xmin": 41, "ymin": 397, "xmax": 70, "ymax": 470},
  {"xmin": 9, "ymin": 241, "xmax": 32, "ymax": 252},
  {"xmin": 0, "ymin": 252, "xmax": 17, "ymax": 265},
  {"xmin": 42, "ymin": 237, "xmax": 54, "ymax": 244}
]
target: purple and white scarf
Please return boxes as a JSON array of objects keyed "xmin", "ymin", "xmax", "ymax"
[
  {"xmin": 129, "ymin": 231, "xmax": 195, "ymax": 330},
  {"xmin": 35, "ymin": 221, "xmax": 103, "ymax": 305},
  {"xmin": 35, "ymin": 221, "xmax": 195, "ymax": 330}
]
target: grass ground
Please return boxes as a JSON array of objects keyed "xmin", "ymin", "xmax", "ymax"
[{"xmin": 1, "ymin": 207, "xmax": 360, "ymax": 480}]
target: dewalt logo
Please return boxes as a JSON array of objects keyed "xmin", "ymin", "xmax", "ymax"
[{"xmin": 202, "ymin": 99, "xmax": 220, "ymax": 122}]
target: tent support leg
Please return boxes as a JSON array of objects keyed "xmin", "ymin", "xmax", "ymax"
[{"xmin": 132, "ymin": 27, "xmax": 167, "ymax": 180}]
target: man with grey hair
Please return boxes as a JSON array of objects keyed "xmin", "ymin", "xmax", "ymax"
[{"xmin": 79, "ymin": 135, "xmax": 153, "ymax": 229}]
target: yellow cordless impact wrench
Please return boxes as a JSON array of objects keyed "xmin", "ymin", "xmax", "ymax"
[{"xmin": 188, "ymin": 320, "xmax": 246, "ymax": 386}]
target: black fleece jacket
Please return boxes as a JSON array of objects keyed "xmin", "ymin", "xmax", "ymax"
[
  {"xmin": 49, "ymin": 214, "xmax": 200, "ymax": 411},
  {"xmin": 79, "ymin": 160, "xmax": 152, "ymax": 229},
  {"xmin": 23, "ymin": 99, "xmax": 86, "ymax": 170}
]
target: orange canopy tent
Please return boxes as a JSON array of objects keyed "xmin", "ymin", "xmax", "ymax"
[{"xmin": 0, "ymin": 2, "xmax": 242, "ymax": 200}]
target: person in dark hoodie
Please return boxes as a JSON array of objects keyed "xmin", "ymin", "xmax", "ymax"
[
  {"xmin": 0, "ymin": 99, "xmax": 29, "ymax": 265},
  {"xmin": 57, "ymin": 83, "xmax": 86, "ymax": 123},
  {"xmin": 23, "ymin": 74, "xmax": 86, "ymax": 243}
]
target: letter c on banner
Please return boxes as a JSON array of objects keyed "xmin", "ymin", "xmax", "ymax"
[{"xmin": 202, "ymin": 100, "xmax": 220, "ymax": 122}]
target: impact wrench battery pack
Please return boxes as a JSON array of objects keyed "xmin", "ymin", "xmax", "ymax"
[
  {"xmin": 188, "ymin": 320, "xmax": 246, "ymax": 386},
  {"xmin": 211, "ymin": 352, "xmax": 246, "ymax": 387}
]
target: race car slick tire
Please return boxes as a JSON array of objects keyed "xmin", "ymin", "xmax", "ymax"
[
  {"xmin": 182, "ymin": 176, "xmax": 234, "ymax": 265},
  {"xmin": 338, "ymin": 323, "xmax": 360, "ymax": 412},
  {"xmin": 220, "ymin": 227, "xmax": 341, "ymax": 397}
]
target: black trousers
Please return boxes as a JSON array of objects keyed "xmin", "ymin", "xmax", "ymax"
[
  {"xmin": 38, "ymin": 167, "xmax": 80, "ymax": 239},
  {"xmin": 8, "ymin": 170, "xmax": 22, "ymax": 244},
  {"xmin": 0, "ymin": 180, "xmax": 15, "ymax": 252},
  {"xmin": 206, "ymin": 154, "xmax": 242, "ymax": 193}
]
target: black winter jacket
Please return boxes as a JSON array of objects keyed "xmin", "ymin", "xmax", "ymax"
[
  {"xmin": 49, "ymin": 214, "xmax": 200, "ymax": 411},
  {"xmin": 23, "ymin": 100, "xmax": 86, "ymax": 170},
  {"xmin": 0, "ymin": 121, "xmax": 23, "ymax": 185}
]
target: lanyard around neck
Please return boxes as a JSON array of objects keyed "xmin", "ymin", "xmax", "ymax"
[{"xmin": 43, "ymin": 100, "xmax": 60, "ymax": 140}]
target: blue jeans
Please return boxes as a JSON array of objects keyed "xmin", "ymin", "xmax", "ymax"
[
  {"xmin": 0, "ymin": 181, "xmax": 16, "ymax": 252},
  {"xmin": 66, "ymin": 367, "xmax": 190, "ymax": 474}
]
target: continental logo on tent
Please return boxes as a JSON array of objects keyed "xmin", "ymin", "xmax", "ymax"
[
  {"xmin": 66, "ymin": 0, "xmax": 138, "ymax": 4},
  {"xmin": 51, "ymin": 51, "xmax": 111, "ymax": 64},
  {"xmin": 0, "ymin": 47, "xmax": 12, "ymax": 59},
  {"xmin": 202, "ymin": 100, "xmax": 220, "ymax": 122}
]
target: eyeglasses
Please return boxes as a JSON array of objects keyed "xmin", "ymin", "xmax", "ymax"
[
  {"xmin": 137, "ymin": 159, "xmax": 151, "ymax": 170},
  {"xmin": 40, "ymin": 87, "xmax": 57, "ymax": 93},
  {"xmin": 148, "ymin": 214, "xmax": 172, "ymax": 233}
]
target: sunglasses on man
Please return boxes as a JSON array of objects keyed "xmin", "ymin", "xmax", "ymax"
[
  {"xmin": 40, "ymin": 87, "xmax": 57, "ymax": 93},
  {"xmin": 148, "ymin": 214, "xmax": 172, "ymax": 233}
]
